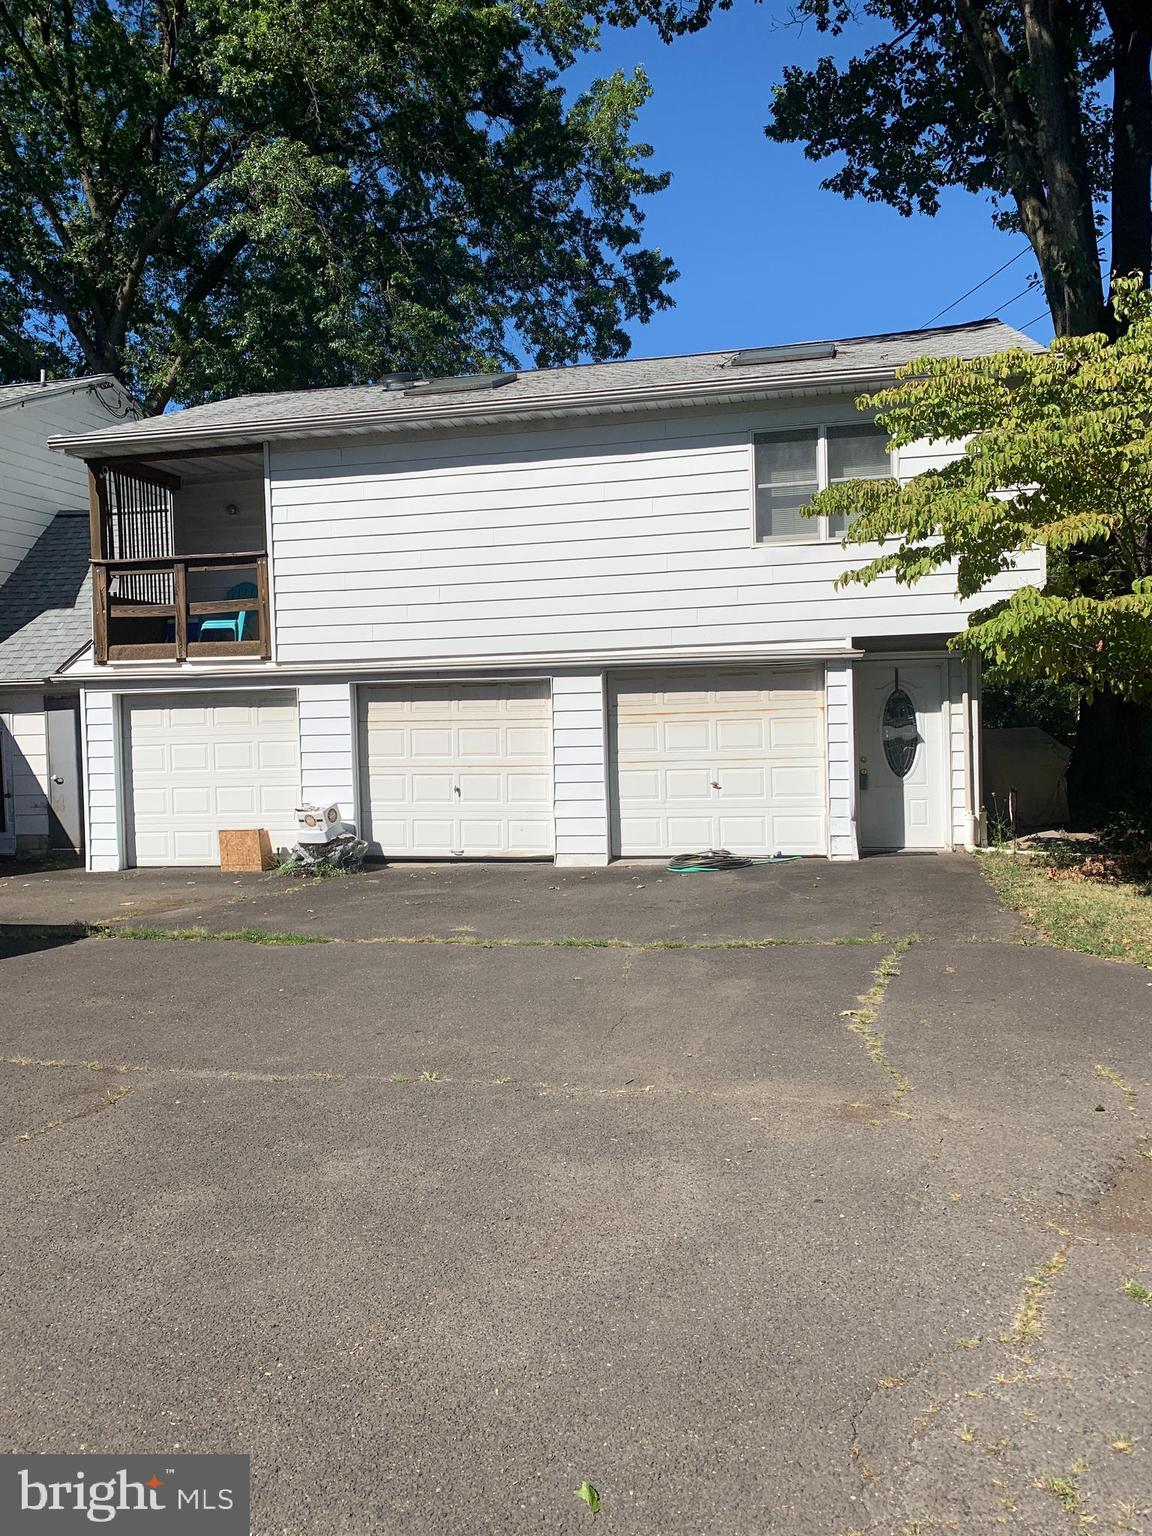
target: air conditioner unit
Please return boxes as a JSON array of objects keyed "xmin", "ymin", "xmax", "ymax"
[{"xmin": 295, "ymin": 803, "xmax": 350, "ymax": 843}]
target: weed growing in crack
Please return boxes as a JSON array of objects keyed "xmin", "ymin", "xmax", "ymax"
[
  {"xmin": 1003, "ymin": 1242, "xmax": 1071, "ymax": 1344},
  {"xmin": 838, "ymin": 935, "xmax": 919, "ymax": 1116},
  {"xmin": 1040, "ymin": 1465, "xmax": 1086, "ymax": 1515},
  {"xmin": 1095, "ymin": 1063, "xmax": 1137, "ymax": 1105},
  {"xmin": 1122, "ymin": 1278, "xmax": 1152, "ymax": 1307},
  {"xmin": 15, "ymin": 1084, "xmax": 132, "ymax": 1142},
  {"xmin": 92, "ymin": 924, "xmax": 330, "ymax": 945}
]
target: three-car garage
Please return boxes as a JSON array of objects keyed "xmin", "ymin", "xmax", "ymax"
[{"xmin": 109, "ymin": 666, "xmax": 832, "ymax": 868}]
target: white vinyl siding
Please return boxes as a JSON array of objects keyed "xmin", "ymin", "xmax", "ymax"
[
  {"xmin": 83, "ymin": 690, "xmax": 122, "ymax": 871},
  {"xmin": 125, "ymin": 691, "xmax": 299, "ymax": 866},
  {"xmin": 610, "ymin": 667, "xmax": 826, "ymax": 857},
  {"xmin": 824, "ymin": 661, "xmax": 858, "ymax": 860},
  {"xmin": 298, "ymin": 681, "xmax": 356, "ymax": 819},
  {"xmin": 267, "ymin": 404, "xmax": 1044, "ymax": 667},
  {"xmin": 359, "ymin": 681, "xmax": 553, "ymax": 857},
  {"xmin": 552, "ymin": 672, "xmax": 609, "ymax": 865},
  {"xmin": 0, "ymin": 386, "xmax": 137, "ymax": 585}
]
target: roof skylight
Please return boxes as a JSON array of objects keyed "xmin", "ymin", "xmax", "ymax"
[
  {"xmin": 729, "ymin": 342, "xmax": 838, "ymax": 366},
  {"xmin": 405, "ymin": 371, "xmax": 518, "ymax": 397}
]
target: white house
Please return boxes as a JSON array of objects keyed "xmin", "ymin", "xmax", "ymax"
[
  {"xmin": 0, "ymin": 376, "xmax": 140, "ymax": 855},
  {"xmin": 48, "ymin": 321, "xmax": 1043, "ymax": 872}
]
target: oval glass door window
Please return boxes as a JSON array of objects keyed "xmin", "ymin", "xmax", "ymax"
[{"xmin": 882, "ymin": 688, "xmax": 920, "ymax": 777}]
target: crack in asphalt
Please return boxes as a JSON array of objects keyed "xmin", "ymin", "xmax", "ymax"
[
  {"xmin": 12, "ymin": 1083, "xmax": 133, "ymax": 1143},
  {"xmin": 837, "ymin": 935, "xmax": 919, "ymax": 1121}
]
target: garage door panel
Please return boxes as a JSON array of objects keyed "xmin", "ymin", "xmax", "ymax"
[
  {"xmin": 718, "ymin": 766, "xmax": 767, "ymax": 798},
  {"xmin": 506, "ymin": 726, "xmax": 550, "ymax": 758},
  {"xmin": 412, "ymin": 727, "xmax": 453, "ymax": 758},
  {"xmin": 768, "ymin": 716, "xmax": 821, "ymax": 751},
  {"xmin": 664, "ymin": 720, "xmax": 710, "ymax": 753},
  {"xmin": 171, "ymin": 743, "xmax": 210, "ymax": 771},
  {"xmin": 359, "ymin": 682, "xmax": 553, "ymax": 858},
  {"xmin": 716, "ymin": 719, "xmax": 764, "ymax": 750},
  {"xmin": 127, "ymin": 690, "xmax": 300, "ymax": 867},
  {"xmin": 412, "ymin": 772, "xmax": 454, "ymax": 804},
  {"xmin": 666, "ymin": 767, "xmax": 715, "ymax": 799},
  {"xmin": 612, "ymin": 667, "xmax": 825, "ymax": 857},
  {"xmin": 770, "ymin": 765, "xmax": 823, "ymax": 799}
]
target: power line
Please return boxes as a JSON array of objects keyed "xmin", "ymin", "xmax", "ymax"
[
  {"xmin": 1017, "ymin": 309, "xmax": 1052, "ymax": 330},
  {"xmin": 991, "ymin": 277, "xmax": 1043, "ymax": 313},
  {"xmin": 921, "ymin": 246, "xmax": 1030, "ymax": 327}
]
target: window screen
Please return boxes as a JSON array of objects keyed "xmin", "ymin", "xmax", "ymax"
[
  {"xmin": 825, "ymin": 426, "xmax": 891, "ymax": 535},
  {"xmin": 754, "ymin": 430, "xmax": 818, "ymax": 540}
]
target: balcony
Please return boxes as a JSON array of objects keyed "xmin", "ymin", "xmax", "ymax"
[
  {"xmin": 87, "ymin": 451, "xmax": 270, "ymax": 664},
  {"xmin": 92, "ymin": 553, "xmax": 270, "ymax": 662}
]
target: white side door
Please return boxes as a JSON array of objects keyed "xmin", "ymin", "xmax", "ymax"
[
  {"xmin": 359, "ymin": 681, "xmax": 552, "ymax": 857},
  {"xmin": 855, "ymin": 661, "xmax": 948, "ymax": 850},
  {"xmin": 611, "ymin": 668, "xmax": 826, "ymax": 856},
  {"xmin": 126, "ymin": 690, "xmax": 300, "ymax": 866},
  {"xmin": 0, "ymin": 721, "xmax": 15, "ymax": 855}
]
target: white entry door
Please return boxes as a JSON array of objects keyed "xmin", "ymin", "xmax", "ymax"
[
  {"xmin": 611, "ymin": 668, "xmax": 826, "ymax": 856},
  {"xmin": 855, "ymin": 661, "xmax": 948, "ymax": 850},
  {"xmin": 359, "ymin": 681, "xmax": 552, "ymax": 857},
  {"xmin": 0, "ymin": 722, "xmax": 15, "ymax": 856},
  {"xmin": 126, "ymin": 690, "xmax": 300, "ymax": 866}
]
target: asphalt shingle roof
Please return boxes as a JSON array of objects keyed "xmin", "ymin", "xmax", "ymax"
[
  {"xmin": 50, "ymin": 317, "xmax": 1038, "ymax": 455},
  {"xmin": 0, "ymin": 375, "xmax": 121, "ymax": 412},
  {"xmin": 0, "ymin": 514, "xmax": 91, "ymax": 681}
]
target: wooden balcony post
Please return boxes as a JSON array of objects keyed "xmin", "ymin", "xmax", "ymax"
[
  {"xmin": 87, "ymin": 462, "xmax": 106, "ymax": 560},
  {"xmin": 256, "ymin": 555, "xmax": 271, "ymax": 660},
  {"xmin": 92, "ymin": 562, "xmax": 109, "ymax": 664},
  {"xmin": 173, "ymin": 559, "xmax": 188, "ymax": 660}
]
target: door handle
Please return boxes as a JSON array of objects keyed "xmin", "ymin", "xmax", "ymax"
[
  {"xmin": 711, "ymin": 781, "xmax": 721, "ymax": 790},
  {"xmin": 51, "ymin": 775, "xmax": 65, "ymax": 785}
]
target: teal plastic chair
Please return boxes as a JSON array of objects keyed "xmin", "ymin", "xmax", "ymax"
[{"xmin": 198, "ymin": 582, "xmax": 257, "ymax": 642}]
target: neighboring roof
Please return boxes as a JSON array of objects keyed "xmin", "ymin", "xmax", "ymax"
[
  {"xmin": 50, "ymin": 317, "xmax": 1038, "ymax": 458},
  {"xmin": 0, "ymin": 514, "xmax": 91, "ymax": 682},
  {"xmin": 0, "ymin": 373, "xmax": 131, "ymax": 414}
]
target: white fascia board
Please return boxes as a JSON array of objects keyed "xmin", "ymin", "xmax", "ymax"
[
  {"xmin": 57, "ymin": 639, "xmax": 864, "ymax": 684},
  {"xmin": 47, "ymin": 366, "xmax": 901, "ymax": 458}
]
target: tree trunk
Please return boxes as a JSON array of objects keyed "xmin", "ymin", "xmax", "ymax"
[
  {"xmin": 1021, "ymin": 0, "xmax": 1110, "ymax": 334},
  {"xmin": 1065, "ymin": 692, "xmax": 1152, "ymax": 827},
  {"xmin": 1105, "ymin": 5, "xmax": 1152, "ymax": 287}
]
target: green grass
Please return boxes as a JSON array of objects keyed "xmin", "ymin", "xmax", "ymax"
[
  {"xmin": 93, "ymin": 924, "xmax": 331, "ymax": 945},
  {"xmin": 980, "ymin": 853, "xmax": 1152, "ymax": 967},
  {"xmin": 83, "ymin": 926, "xmax": 891, "ymax": 950}
]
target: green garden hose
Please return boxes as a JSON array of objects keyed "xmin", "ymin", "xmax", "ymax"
[{"xmin": 665, "ymin": 849, "xmax": 803, "ymax": 873}]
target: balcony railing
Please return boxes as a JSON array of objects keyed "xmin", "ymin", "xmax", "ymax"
[{"xmin": 92, "ymin": 552, "xmax": 270, "ymax": 663}]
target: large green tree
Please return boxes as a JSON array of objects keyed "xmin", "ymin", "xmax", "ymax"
[
  {"xmin": 762, "ymin": 1, "xmax": 1150, "ymax": 338},
  {"xmin": 0, "ymin": 0, "xmax": 675, "ymax": 409},
  {"xmin": 806, "ymin": 280, "xmax": 1152, "ymax": 822},
  {"xmin": 732, "ymin": 0, "xmax": 1152, "ymax": 822}
]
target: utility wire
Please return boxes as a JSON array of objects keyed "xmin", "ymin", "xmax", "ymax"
[
  {"xmin": 921, "ymin": 246, "xmax": 1029, "ymax": 326},
  {"xmin": 991, "ymin": 277, "xmax": 1043, "ymax": 313}
]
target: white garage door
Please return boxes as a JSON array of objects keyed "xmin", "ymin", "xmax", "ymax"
[
  {"xmin": 611, "ymin": 668, "xmax": 826, "ymax": 856},
  {"xmin": 359, "ymin": 681, "xmax": 552, "ymax": 857},
  {"xmin": 126, "ymin": 691, "xmax": 300, "ymax": 866}
]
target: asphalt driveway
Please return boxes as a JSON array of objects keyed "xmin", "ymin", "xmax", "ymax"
[{"xmin": 0, "ymin": 855, "xmax": 1149, "ymax": 1534}]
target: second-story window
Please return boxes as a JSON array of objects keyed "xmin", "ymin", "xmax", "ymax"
[{"xmin": 753, "ymin": 424, "xmax": 892, "ymax": 542}]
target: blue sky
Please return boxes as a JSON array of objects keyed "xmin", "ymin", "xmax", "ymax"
[{"xmin": 566, "ymin": 8, "xmax": 1053, "ymax": 358}]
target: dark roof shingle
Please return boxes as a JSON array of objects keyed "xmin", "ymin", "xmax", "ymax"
[{"xmin": 0, "ymin": 514, "xmax": 91, "ymax": 681}]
